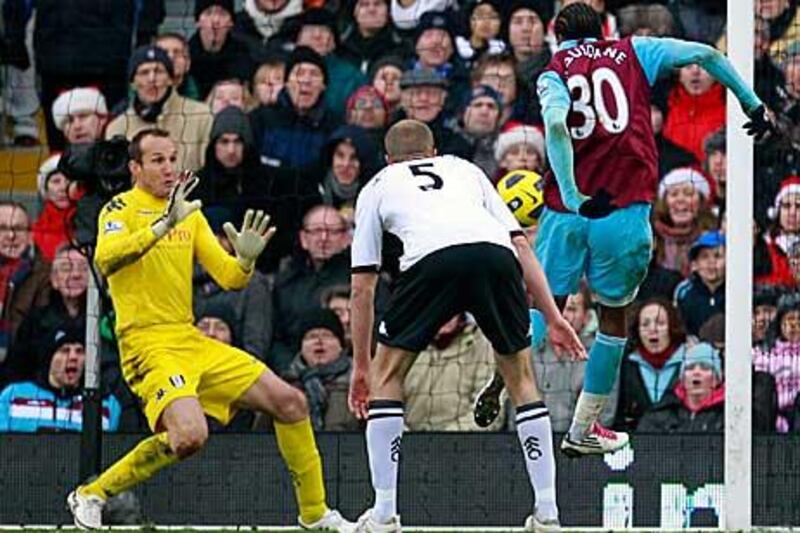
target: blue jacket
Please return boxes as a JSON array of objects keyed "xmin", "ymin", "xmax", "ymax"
[{"xmin": 0, "ymin": 381, "xmax": 121, "ymax": 433}]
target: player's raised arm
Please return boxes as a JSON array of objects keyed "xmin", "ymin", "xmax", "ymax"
[{"xmin": 632, "ymin": 36, "xmax": 775, "ymax": 139}]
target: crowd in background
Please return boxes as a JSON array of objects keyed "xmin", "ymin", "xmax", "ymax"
[{"xmin": 0, "ymin": 0, "xmax": 798, "ymax": 435}]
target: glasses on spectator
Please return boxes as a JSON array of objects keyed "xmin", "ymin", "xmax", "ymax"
[
  {"xmin": 303, "ymin": 226, "xmax": 348, "ymax": 237},
  {"xmin": 353, "ymin": 97, "xmax": 383, "ymax": 110},
  {"xmin": 481, "ymin": 73, "xmax": 515, "ymax": 85},
  {"xmin": 0, "ymin": 224, "xmax": 29, "ymax": 234}
]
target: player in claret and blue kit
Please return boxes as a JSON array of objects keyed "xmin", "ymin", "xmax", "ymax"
[{"xmin": 475, "ymin": 2, "xmax": 774, "ymax": 456}]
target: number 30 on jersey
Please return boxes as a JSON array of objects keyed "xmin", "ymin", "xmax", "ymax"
[{"xmin": 568, "ymin": 67, "xmax": 630, "ymax": 139}]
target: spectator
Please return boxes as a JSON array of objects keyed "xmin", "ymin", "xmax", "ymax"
[
  {"xmin": 637, "ymin": 342, "xmax": 724, "ymax": 434},
  {"xmin": 651, "ymin": 102, "xmax": 697, "ymax": 178},
  {"xmin": 0, "ymin": 202, "xmax": 50, "ymax": 363},
  {"xmin": 617, "ymin": 3, "xmax": 676, "ymax": 37},
  {"xmin": 754, "ymin": 292, "xmax": 800, "ymax": 432},
  {"xmin": 455, "ymin": 0, "xmax": 506, "ymax": 65},
  {"xmin": 283, "ymin": 309, "xmax": 358, "ymax": 431},
  {"xmin": 0, "ymin": 325, "xmax": 121, "ymax": 432},
  {"xmin": 703, "ymin": 128, "xmax": 726, "ymax": 215},
  {"xmin": 3, "ymin": 0, "xmax": 164, "ymax": 150},
  {"xmin": 404, "ymin": 314, "xmax": 502, "ymax": 431},
  {"xmin": 411, "ymin": 11, "xmax": 470, "ymax": 103},
  {"xmin": 765, "ymin": 176, "xmax": 800, "ymax": 256},
  {"xmin": 289, "ymin": 8, "xmax": 367, "ymax": 122},
  {"xmin": 668, "ymin": 0, "xmax": 725, "ymax": 44},
  {"xmin": 390, "ymin": 0, "xmax": 455, "ymax": 31},
  {"xmin": 155, "ymin": 33, "xmax": 201, "ymax": 101},
  {"xmin": 675, "ymin": 231, "xmax": 726, "ymax": 337},
  {"xmin": 369, "ymin": 55, "xmax": 405, "ymax": 115},
  {"xmin": 2, "ymin": 246, "xmax": 88, "ymax": 388},
  {"xmin": 193, "ymin": 210, "xmax": 273, "ymax": 361},
  {"xmin": 451, "ymin": 85, "xmax": 503, "ymax": 177},
  {"xmin": 396, "ymin": 68, "xmax": 472, "ymax": 158},
  {"xmin": 251, "ymin": 55, "xmax": 287, "ymax": 107},
  {"xmin": 346, "ymin": 85, "xmax": 389, "ymax": 135},
  {"xmin": 773, "ymin": 43, "xmax": 800, "ymax": 151},
  {"xmin": 755, "ymin": 218, "xmax": 795, "ymax": 289},
  {"xmin": 319, "ymin": 125, "xmax": 378, "ymax": 216},
  {"xmin": 250, "ymin": 46, "xmax": 340, "ymax": 172},
  {"xmin": 533, "ymin": 285, "xmax": 613, "ymax": 433},
  {"xmin": 189, "ymin": 0, "xmax": 256, "ymax": 100},
  {"xmin": 753, "ymin": 285, "xmax": 780, "ymax": 348},
  {"xmin": 339, "ymin": 0, "xmax": 406, "ymax": 75},
  {"xmin": 206, "ymin": 78, "xmax": 249, "ymax": 115},
  {"xmin": 757, "ymin": 0, "xmax": 800, "ymax": 65},
  {"xmin": 663, "ymin": 64, "xmax": 726, "ymax": 165},
  {"xmin": 31, "ymin": 155, "xmax": 76, "ymax": 262},
  {"xmin": 698, "ymin": 313, "xmax": 725, "ymax": 353},
  {"xmin": 321, "ymin": 285, "xmax": 351, "ymax": 348},
  {"xmin": 652, "ymin": 167, "xmax": 717, "ymax": 277},
  {"xmin": 472, "ymin": 52, "xmax": 527, "ymax": 127},
  {"xmin": 753, "ymin": 17, "xmax": 784, "ymax": 112},
  {"xmin": 195, "ymin": 300, "xmax": 237, "ymax": 346},
  {"xmin": 51, "ymin": 87, "xmax": 108, "ymax": 145},
  {"xmin": 271, "ymin": 205, "xmax": 352, "ymax": 371},
  {"xmin": 615, "ymin": 297, "xmax": 688, "ymax": 432},
  {"xmin": 493, "ymin": 125, "xmax": 545, "ymax": 181},
  {"xmin": 106, "ymin": 45, "xmax": 213, "ymax": 172},
  {"xmin": 504, "ymin": 1, "xmax": 551, "ymax": 101},
  {"xmin": 234, "ymin": 0, "xmax": 303, "ymax": 49}
]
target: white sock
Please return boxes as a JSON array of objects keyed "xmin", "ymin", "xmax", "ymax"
[
  {"xmin": 515, "ymin": 402, "xmax": 558, "ymax": 521},
  {"xmin": 367, "ymin": 400, "xmax": 404, "ymax": 523},
  {"xmin": 568, "ymin": 391, "xmax": 609, "ymax": 441}
]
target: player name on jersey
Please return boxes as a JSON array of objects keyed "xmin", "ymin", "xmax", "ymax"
[{"xmin": 563, "ymin": 43, "xmax": 629, "ymax": 68}]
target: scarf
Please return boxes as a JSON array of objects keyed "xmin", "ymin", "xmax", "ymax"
[
  {"xmin": 133, "ymin": 87, "xmax": 173, "ymax": 123},
  {"xmin": 321, "ymin": 170, "xmax": 360, "ymax": 206},
  {"xmin": 653, "ymin": 218, "xmax": 700, "ymax": 276},
  {"xmin": 638, "ymin": 341, "xmax": 680, "ymax": 370},
  {"xmin": 285, "ymin": 354, "xmax": 351, "ymax": 430},
  {"xmin": 244, "ymin": 0, "xmax": 303, "ymax": 41}
]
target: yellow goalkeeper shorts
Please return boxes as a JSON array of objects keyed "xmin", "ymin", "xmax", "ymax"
[{"xmin": 118, "ymin": 324, "xmax": 268, "ymax": 431}]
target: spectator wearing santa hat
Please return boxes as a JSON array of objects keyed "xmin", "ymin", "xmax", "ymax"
[
  {"xmin": 493, "ymin": 123, "xmax": 545, "ymax": 182},
  {"xmin": 51, "ymin": 87, "xmax": 108, "ymax": 146},
  {"xmin": 765, "ymin": 176, "xmax": 800, "ymax": 257},
  {"xmin": 651, "ymin": 167, "xmax": 718, "ymax": 278},
  {"xmin": 31, "ymin": 155, "xmax": 77, "ymax": 262}
]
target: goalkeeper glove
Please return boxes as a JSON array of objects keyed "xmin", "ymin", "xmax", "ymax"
[
  {"xmin": 579, "ymin": 189, "xmax": 617, "ymax": 219},
  {"xmin": 223, "ymin": 209, "xmax": 276, "ymax": 271},
  {"xmin": 744, "ymin": 105, "xmax": 776, "ymax": 142},
  {"xmin": 152, "ymin": 172, "xmax": 202, "ymax": 238}
]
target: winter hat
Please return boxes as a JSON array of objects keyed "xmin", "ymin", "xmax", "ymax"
[
  {"xmin": 194, "ymin": 0, "xmax": 235, "ymax": 20},
  {"xmin": 37, "ymin": 154, "xmax": 62, "ymax": 199},
  {"xmin": 285, "ymin": 46, "xmax": 328, "ymax": 84},
  {"xmin": 494, "ymin": 124, "xmax": 545, "ymax": 162},
  {"xmin": 415, "ymin": 11, "xmax": 455, "ymax": 44},
  {"xmin": 466, "ymin": 84, "xmax": 503, "ymax": 111},
  {"xmin": 47, "ymin": 324, "xmax": 85, "ymax": 357},
  {"xmin": 688, "ymin": 230, "xmax": 725, "ymax": 260},
  {"xmin": 703, "ymin": 127, "xmax": 726, "ymax": 157},
  {"xmin": 368, "ymin": 54, "xmax": 406, "ymax": 82},
  {"xmin": 51, "ymin": 87, "xmax": 108, "ymax": 132},
  {"xmin": 294, "ymin": 8, "xmax": 338, "ymax": 38},
  {"xmin": 346, "ymin": 85, "xmax": 388, "ymax": 117},
  {"xmin": 210, "ymin": 106, "xmax": 254, "ymax": 148},
  {"xmin": 299, "ymin": 308, "xmax": 345, "ymax": 347},
  {"xmin": 768, "ymin": 175, "xmax": 800, "ymax": 219},
  {"xmin": 658, "ymin": 167, "xmax": 712, "ymax": 200},
  {"xmin": 468, "ymin": 0, "xmax": 503, "ymax": 20},
  {"xmin": 681, "ymin": 342, "xmax": 722, "ymax": 380},
  {"xmin": 753, "ymin": 284, "xmax": 780, "ymax": 309},
  {"xmin": 197, "ymin": 300, "xmax": 237, "ymax": 332},
  {"xmin": 127, "ymin": 45, "xmax": 174, "ymax": 82},
  {"xmin": 505, "ymin": 0, "xmax": 552, "ymax": 24}
]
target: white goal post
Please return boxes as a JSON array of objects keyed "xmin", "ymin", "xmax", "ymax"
[{"xmin": 725, "ymin": 0, "xmax": 755, "ymax": 529}]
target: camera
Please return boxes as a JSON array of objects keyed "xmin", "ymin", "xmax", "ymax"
[{"xmin": 58, "ymin": 135, "xmax": 132, "ymax": 200}]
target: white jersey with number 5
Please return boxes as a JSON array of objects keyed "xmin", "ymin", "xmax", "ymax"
[{"xmin": 351, "ymin": 155, "xmax": 522, "ymax": 273}]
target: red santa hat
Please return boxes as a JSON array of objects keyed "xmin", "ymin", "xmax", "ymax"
[
  {"xmin": 769, "ymin": 175, "xmax": 800, "ymax": 219},
  {"xmin": 658, "ymin": 167, "xmax": 714, "ymax": 201}
]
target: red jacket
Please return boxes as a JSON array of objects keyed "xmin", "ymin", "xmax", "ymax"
[
  {"xmin": 663, "ymin": 82, "xmax": 725, "ymax": 164},
  {"xmin": 32, "ymin": 201, "xmax": 74, "ymax": 262}
]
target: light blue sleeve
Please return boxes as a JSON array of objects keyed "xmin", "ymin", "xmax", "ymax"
[
  {"xmin": 0, "ymin": 387, "xmax": 12, "ymax": 432},
  {"xmin": 537, "ymin": 71, "xmax": 587, "ymax": 212},
  {"xmin": 632, "ymin": 36, "xmax": 762, "ymax": 113},
  {"xmin": 103, "ymin": 395, "xmax": 122, "ymax": 432}
]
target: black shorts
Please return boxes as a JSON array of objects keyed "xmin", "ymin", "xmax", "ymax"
[{"xmin": 378, "ymin": 242, "xmax": 530, "ymax": 355}]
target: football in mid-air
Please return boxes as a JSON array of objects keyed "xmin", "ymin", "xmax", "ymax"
[{"xmin": 496, "ymin": 170, "xmax": 545, "ymax": 227}]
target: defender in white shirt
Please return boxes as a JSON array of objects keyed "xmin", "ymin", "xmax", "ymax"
[{"xmin": 348, "ymin": 120, "xmax": 585, "ymax": 533}]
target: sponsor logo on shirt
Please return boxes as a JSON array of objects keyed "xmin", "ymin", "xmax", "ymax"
[{"xmin": 103, "ymin": 220, "xmax": 124, "ymax": 234}]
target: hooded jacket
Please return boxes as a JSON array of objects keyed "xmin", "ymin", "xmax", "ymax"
[{"xmin": 318, "ymin": 125, "xmax": 379, "ymax": 209}]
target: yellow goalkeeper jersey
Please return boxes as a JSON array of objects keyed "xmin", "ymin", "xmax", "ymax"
[{"xmin": 95, "ymin": 185, "xmax": 251, "ymax": 337}]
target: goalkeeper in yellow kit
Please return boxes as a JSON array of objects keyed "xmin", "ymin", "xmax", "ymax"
[{"xmin": 66, "ymin": 129, "xmax": 354, "ymax": 531}]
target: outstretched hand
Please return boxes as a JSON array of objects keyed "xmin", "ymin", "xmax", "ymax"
[
  {"xmin": 222, "ymin": 209, "xmax": 276, "ymax": 271},
  {"xmin": 548, "ymin": 316, "xmax": 587, "ymax": 361},
  {"xmin": 152, "ymin": 171, "xmax": 203, "ymax": 238},
  {"xmin": 744, "ymin": 105, "xmax": 777, "ymax": 142},
  {"xmin": 578, "ymin": 189, "xmax": 617, "ymax": 219}
]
